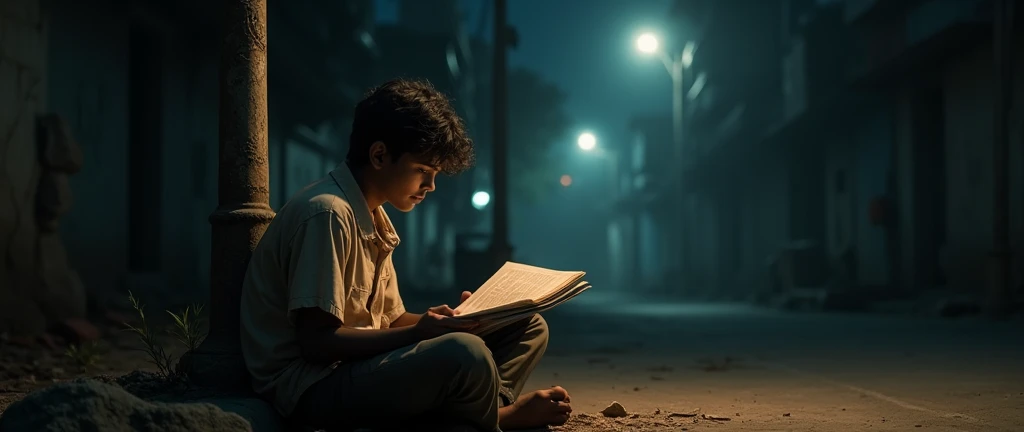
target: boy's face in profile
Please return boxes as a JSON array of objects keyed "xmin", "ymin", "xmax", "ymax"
[{"xmin": 372, "ymin": 144, "xmax": 440, "ymax": 212}]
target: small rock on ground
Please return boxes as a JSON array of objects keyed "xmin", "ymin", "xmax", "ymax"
[{"xmin": 600, "ymin": 401, "xmax": 628, "ymax": 417}]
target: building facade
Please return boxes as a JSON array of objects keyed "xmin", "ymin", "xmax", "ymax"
[
  {"xmin": 665, "ymin": 0, "xmax": 1023, "ymax": 307},
  {"xmin": 0, "ymin": 0, "xmax": 485, "ymax": 337}
]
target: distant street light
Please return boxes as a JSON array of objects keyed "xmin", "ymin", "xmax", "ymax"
[
  {"xmin": 577, "ymin": 132, "xmax": 597, "ymax": 151},
  {"xmin": 560, "ymin": 174, "xmax": 573, "ymax": 187},
  {"xmin": 472, "ymin": 191, "xmax": 491, "ymax": 210},
  {"xmin": 574, "ymin": 130, "xmax": 618, "ymax": 194},
  {"xmin": 634, "ymin": 30, "xmax": 697, "ymax": 289},
  {"xmin": 636, "ymin": 32, "xmax": 659, "ymax": 54}
]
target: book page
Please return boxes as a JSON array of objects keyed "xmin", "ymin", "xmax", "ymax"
[{"xmin": 455, "ymin": 262, "xmax": 583, "ymax": 315}]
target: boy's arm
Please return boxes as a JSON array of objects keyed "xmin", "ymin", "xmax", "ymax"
[
  {"xmin": 295, "ymin": 306, "xmax": 477, "ymax": 364},
  {"xmin": 388, "ymin": 290, "xmax": 473, "ymax": 329},
  {"xmin": 389, "ymin": 312, "xmax": 422, "ymax": 328},
  {"xmin": 295, "ymin": 307, "xmax": 421, "ymax": 364}
]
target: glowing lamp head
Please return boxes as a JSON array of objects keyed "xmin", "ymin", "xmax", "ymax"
[
  {"xmin": 471, "ymin": 191, "xmax": 490, "ymax": 210},
  {"xmin": 577, "ymin": 132, "xmax": 597, "ymax": 151},
  {"xmin": 636, "ymin": 33, "xmax": 659, "ymax": 54}
]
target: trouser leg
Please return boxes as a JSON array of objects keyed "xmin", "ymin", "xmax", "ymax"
[
  {"xmin": 292, "ymin": 332, "xmax": 502, "ymax": 432},
  {"xmin": 479, "ymin": 314, "xmax": 550, "ymax": 405}
]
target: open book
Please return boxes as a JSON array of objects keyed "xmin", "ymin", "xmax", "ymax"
[{"xmin": 453, "ymin": 262, "xmax": 592, "ymax": 334}]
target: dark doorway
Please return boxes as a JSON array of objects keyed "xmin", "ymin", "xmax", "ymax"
[
  {"xmin": 912, "ymin": 85, "xmax": 947, "ymax": 289},
  {"xmin": 127, "ymin": 25, "xmax": 163, "ymax": 272}
]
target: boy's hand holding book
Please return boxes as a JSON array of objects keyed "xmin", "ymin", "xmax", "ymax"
[{"xmin": 414, "ymin": 304, "xmax": 479, "ymax": 339}]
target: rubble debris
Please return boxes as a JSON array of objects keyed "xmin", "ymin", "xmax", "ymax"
[
  {"xmin": 697, "ymin": 356, "xmax": 744, "ymax": 372},
  {"xmin": 702, "ymin": 413, "xmax": 731, "ymax": 421},
  {"xmin": 0, "ymin": 379, "xmax": 251, "ymax": 431},
  {"xmin": 783, "ymin": 412, "xmax": 791, "ymax": 417},
  {"xmin": 600, "ymin": 401, "xmax": 627, "ymax": 418},
  {"xmin": 50, "ymin": 318, "xmax": 100, "ymax": 343},
  {"xmin": 668, "ymin": 409, "xmax": 700, "ymax": 418}
]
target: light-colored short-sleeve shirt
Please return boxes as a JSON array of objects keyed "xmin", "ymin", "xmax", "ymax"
[{"xmin": 240, "ymin": 164, "xmax": 406, "ymax": 416}]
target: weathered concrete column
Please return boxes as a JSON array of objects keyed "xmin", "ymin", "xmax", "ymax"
[
  {"xmin": 187, "ymin": 0, "xmax": 275, "ymax": 389},
  {"xmin": 490, "ymin": 0, "xmax": 513, "ymax": 268},
  {"xmin": 989, "ymin": 0, "xmax": 1013, "ymax": 317}
]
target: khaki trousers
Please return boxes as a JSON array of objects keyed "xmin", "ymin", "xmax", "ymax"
[{"xmin": 293, "ymin": 314, "xmax": 549, "ymax": 432}]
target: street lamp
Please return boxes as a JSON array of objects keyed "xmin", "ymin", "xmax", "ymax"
[
  {"xmin": 471, "ymin": 190, "xmax": 491, "ymax": 210},
  {"xmin": 635, "ymin": 32, "xmax": 695, "ymax": 153},
  {"xmin": 635, "ymin": 31, "xmax": 696, "ymax": 285},
  {"xmin": 636, "ymin": 33, "xmax": 659, "ymax": 54},
  {"xmin": 574, "ymin": 131, "xmax": 618, "ymax": 194},
  {"xmin": 577, "ymin": 132, "xmax": 597, "ymax": 151}
]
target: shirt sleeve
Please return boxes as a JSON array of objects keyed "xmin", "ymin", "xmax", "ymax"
[
  {"xmin": 381, "ymin": 256, "xmax": 406, "ymax": 328},
  {"xmin": 284, "ymin": 210, "xmax": 351, "ymax": 325}
]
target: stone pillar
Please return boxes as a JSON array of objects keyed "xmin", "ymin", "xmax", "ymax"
[{"xmin": 187, "ymin": 0, "xmax": 275, "ymax": 389}]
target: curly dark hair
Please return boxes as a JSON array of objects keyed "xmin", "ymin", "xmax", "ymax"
[{"xmin": 347, "ymin": 79, "xmax": 475, "ymax": 175}]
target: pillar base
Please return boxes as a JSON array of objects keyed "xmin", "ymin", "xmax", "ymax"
[{"xmin": 180, "ymin": 334, "xmax": 250, "ymax": 391}]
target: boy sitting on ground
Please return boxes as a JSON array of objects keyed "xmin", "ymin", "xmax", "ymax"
[{"xmin": 239, "ymin": 79, "xmax": 572, "ymax": 431}]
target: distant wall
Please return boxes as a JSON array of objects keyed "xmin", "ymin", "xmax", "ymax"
[
  {"xmin": 0, "ymin": 0, "xmax": 50, "ymax": 335},
  {"xmin": 853, "ymin": 110, "xmax": 894, "ymax": 286},
  {"xmin": 45, "ymin": 0, "xmax": 221, "ymax": 305},
  {"xmin": 715, "ymin": 150, "xmax": 790, "ymax": 293},
  {"xmin": 941, "ymin": 40, "xmax": 1024, "ymax": 295},
  {"xmin": 824, "ymin": 132, "xmax": 857, "ymax": 281}
]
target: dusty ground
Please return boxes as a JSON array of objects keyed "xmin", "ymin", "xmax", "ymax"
[
  {"xmin": 3, "ymin": 292, "xmax": 1022, "ymax": 432},
  {"xmin": 0, "ymin": 307, "xmax": 190, "ymax": 414},
  {"xmin": 516, "ymin": 293, "xmax": 1024, "ymax": 432}
]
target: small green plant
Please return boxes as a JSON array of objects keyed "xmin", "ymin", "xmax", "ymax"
[
  {"xmin": 124, "ymin": 291, "xmax": 177, "ymax": 380},
  {"xmin": 65, "ymin": 340, "xmax": 103, "ymax": 371},
  {"xmin": 123, "ymin": 291, "xmax": 209, "ymax": 382},
  {"xmin": 167, "ymin": 303, "xmax": 205, "ymax": 353}
]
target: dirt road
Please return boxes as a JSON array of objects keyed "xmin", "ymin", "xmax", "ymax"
[
  {"xmin": 515, "ymin": 294, "xmax": 1024, "ymax": 431},
  {"xmin": 3, "ymin": 293, "xmax": 1021, "ymax": 431}
]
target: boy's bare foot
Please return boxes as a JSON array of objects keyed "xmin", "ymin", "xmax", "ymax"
[{"xmin": 498, "ymin": 386, "xmax": 572, "ymax": 430}]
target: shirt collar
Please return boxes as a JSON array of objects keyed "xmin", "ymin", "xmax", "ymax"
[{"xmin": 330, "ymin": 163, "xmax": 401, "ymax": 251}]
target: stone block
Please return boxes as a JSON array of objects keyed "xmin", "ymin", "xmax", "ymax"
[
  {"xmin": 36, "ymin": 171, "xmax": 72, "ymax": 232},
  {"xmin": 0, "ymin": 15, "xmax": 45, "ymax": 70},
  {"xmin": 50, "ymin": 316, "xmax": 100, "ymax": 343},
  {"xmin": 0, "ymin": 177, "xmax": 16, "ymax": 274},
  {"xmin": 0, "ymin": 60, "xmax": 17, "ymax": 129},
  {"xmin": 0, "ymin": 0, "xmax": 41, "ymax": 27},
  {"xmin": 197, "ymin": 396, "xmax": 285, "ymax": 432},
  {"xmin": 5, "ymin": 203, "xmax": 37, "ymax": 281},
  {"xmin": 0, "ymin": 270, "xmax": 47, "ymax": 337},
  {"xmin": 37, "ymin": 114, "xmax": 82, "ymax": 173},
  {"xmin": 45, "ymin": 270, "xmax": 88, "ymax": 320},
  {"xmin": 3, "ymin": 73, "xmax": 41, "ymax": 215},
  {"xmin": 36, "ymin": 233, "xmax": 87, "ymax": 321},
  {"xmin": 0, "ymin": 380, "xmax": 254, "ymax": 431}
]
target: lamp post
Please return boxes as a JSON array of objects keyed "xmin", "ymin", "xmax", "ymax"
[
  {"xmin": 576, "ymin": 131, "xmax": 619, "ymax": 206},
  {"xmin": 636, "ymin": 31, "xmax": 695, "ymax": 285},
  {"xmin": 491, "ymin": 0, "xmax": 512, "ymax": 268},
  {"xmin": 577, "ymin": 131, "xmax": 625, "ymax": 290}
]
